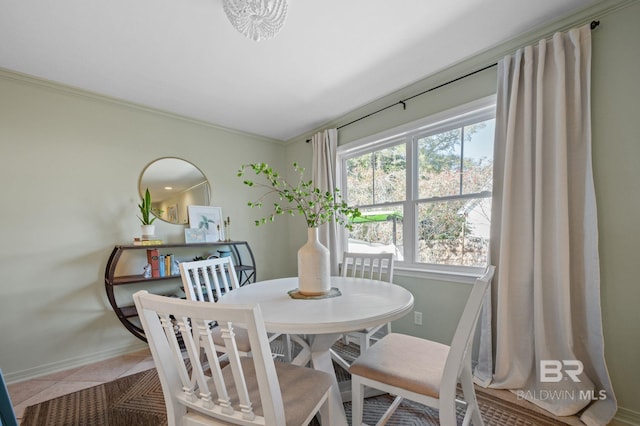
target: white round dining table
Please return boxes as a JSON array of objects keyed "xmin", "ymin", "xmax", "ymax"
[{"xmin": 219, "ymin": 276, "xmax": 414, "ymax": 426}]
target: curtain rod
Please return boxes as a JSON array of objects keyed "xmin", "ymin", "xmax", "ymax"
[{"xmin": 306, "ymin": 20, "xmax": 600, "ymax": 143}]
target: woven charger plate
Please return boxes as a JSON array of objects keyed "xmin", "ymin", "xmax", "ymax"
[{"xmin": 287, "ymin": 287, "xmax": 341, "ymax": 299}]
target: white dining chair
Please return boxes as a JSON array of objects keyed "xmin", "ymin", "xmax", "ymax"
[
  {"xmin": 179, "ymin": 256, "xmax": 291, "ymax": 361},
  {"xmin": 180, "ymin": 256, "xmax": 241, "ymax": 303},
  {"xmin": 133, "ymin": 290, "xmax": 334, "ymax": 426},
  {"xmin": 350, "ymin": 265, "xmax": 495, "ymax": 426},
  {"xmin": 341, "ymin": 252, "xmax": 395, "ymax": 282},
  {"xmin": 331, "ymin": 251, "xmax": 395, "ymax": 371}
]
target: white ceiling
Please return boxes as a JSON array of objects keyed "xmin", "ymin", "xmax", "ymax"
[{"xmin": 0, "ymin": 0, "xmax": 600, "ymax": 141}]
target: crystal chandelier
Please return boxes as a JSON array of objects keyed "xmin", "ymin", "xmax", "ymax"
[{"xmin": 222, "ymin": 0, "xmax": 288, "ymax": 42}]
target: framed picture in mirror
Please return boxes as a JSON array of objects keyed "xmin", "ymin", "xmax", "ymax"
[{"xmin": 167, "ymin": 204, "xmax": 178, "ymax": 223}]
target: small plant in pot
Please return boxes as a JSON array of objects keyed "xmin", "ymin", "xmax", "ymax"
[{"xmin": 138, "ymin": 188, "xmax": 158, "ymax": 238}]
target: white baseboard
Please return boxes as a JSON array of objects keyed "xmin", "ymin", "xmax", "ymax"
[
  {"xmin": 613, "ymin": 407, "xmax": 640, "ymax": 426},
  {"xmin": 5, "ymin": 341, "xmax": 148, "ymax": 384}
]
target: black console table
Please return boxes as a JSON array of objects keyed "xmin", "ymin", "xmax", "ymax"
[{"xmin": 104, "ymin": 241, "xmax": 256, "ymax": 341}]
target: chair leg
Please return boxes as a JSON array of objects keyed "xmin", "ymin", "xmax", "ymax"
[
  {"xmin": 377, "ymin": 395, "xmax": 403, "ymax": 426},
  {"xmin": 438, "ymin": 377, "xmax": 459, "ymax": 426},
  {"xmin": 360, "ymin": 334, "xmax": 370, "ymax": 353},
  {"xmin": 282, "ymin": 334, "xmax": 292, "ymax": 362},
  {"xmin": 460, "ymin": 363, "xmax": 484, "ymax": 426},
  {"xmin": 289, "ymin": 334, "xmax": 311, "ymax": 366},
  {"xmin": 330, "ymin": 348, "xmax": 351, "ymax": 371},
  {"xmin": 318, "ymin": 391, "xmax": 332, "ymax": 426},
  {"xmin": 438, "ymin": 397, "xmax": 458, "ymax": 426},
  {"xmin": 351, "ymin": 377, "xmax": 364, "ymax": 426}
]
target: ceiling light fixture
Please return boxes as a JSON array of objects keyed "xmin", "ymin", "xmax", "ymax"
[{"xmin": 222, "ymin": 0, "xmax": 288, "ymax": 42}]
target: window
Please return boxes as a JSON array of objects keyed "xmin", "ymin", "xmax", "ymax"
[{"xmin": 339, "ymin": 97, "xmax": 495, "ymax": 275}]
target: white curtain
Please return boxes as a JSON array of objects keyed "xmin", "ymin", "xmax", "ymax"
[
  {"xmin": 312, "ymin": 129, "xmax": 341, "ymax": 275},
  {"xmin": 477, "ymin": 24, "xmax": 617, "ymax": 424}
]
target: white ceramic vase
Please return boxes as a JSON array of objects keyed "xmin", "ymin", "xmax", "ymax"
[
  {"xmin": 297, "ymin": 227, "xmax": 331, "ymax": 296},
  {"xmin": 141, "ymin": 224, "xmax": 155, "ymax": 239}
]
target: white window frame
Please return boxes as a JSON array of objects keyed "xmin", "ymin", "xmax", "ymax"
[{"xmin": 338, "ymin": 95, "xmax": 496, "ymax": 282}]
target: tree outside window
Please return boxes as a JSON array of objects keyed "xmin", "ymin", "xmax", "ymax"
[{"xmin": 341, "ymin": 106, "xmax": 494, "ymax": 270}]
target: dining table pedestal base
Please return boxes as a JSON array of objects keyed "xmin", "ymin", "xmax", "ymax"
[
  {"xmin": 290, "ymin": 333, "xmax": 347, "ymax": 425},
  {"xmin": 218, "ymin": 277, "xmax": 414, "ymax": 426}
]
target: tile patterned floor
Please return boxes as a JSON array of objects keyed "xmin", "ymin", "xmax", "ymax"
[{"xmin": 6, "ymin": 348, "xmax": 154, "ymax": 424}]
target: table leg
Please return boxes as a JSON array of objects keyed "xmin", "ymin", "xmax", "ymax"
[
  {"xmin": 308, "ymin": 333, "xmax": 348, "ymax": 426},
  {"xmin": 289, "ymin": 334, "xmax": 311, "ymax": 366}
]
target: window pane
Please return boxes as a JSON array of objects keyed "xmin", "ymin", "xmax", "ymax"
[
  {"xmin": 373, "ymin": 144, "xmax": 405, "ymax": 204},
  {"xmin": 348, "ymin": 206, "xmax": 403, "ymax": 261},
  {"xmin": 345, "ymin": 144, "xmax": 405, "ymax": 206},
  {"xmin": 417, "ymin": 198, "xmax": 490, "ymax": 267},
  {"xmin": 346, "ymin": 152, "xmax": 373, "ymax": 205},
  {"xmin": 417, "ymin": 128, "xmax": 462, "ymax": 198},
  {"xmin": 340, "ymin": 99, "xmax": 496, "ymax": 272},
  {"xmin": 461, "ymin": 119, "xmax": 495, "ymax": 194}
]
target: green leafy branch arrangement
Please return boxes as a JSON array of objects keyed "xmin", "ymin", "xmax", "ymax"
[{"xmin": 238, "ymin": 162, "xmax": 361, "ymax": 229}]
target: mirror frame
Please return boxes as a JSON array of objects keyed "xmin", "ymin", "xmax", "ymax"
[{"xmin": 138, "ymin": 157, "xmax": 211, "ymax": 225}]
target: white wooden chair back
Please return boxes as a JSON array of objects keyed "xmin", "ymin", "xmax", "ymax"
[
  {"xmin": 133, "ymin": 290, "xmax": 286, "ymax": 425},
  {"xmin": 341, "ymin": 252, "xmax": 394, "ymax": 282},
  {"xmin": 179, "ymin": 257, "xmax": 240, "ymax": 303},
  {"xmin": 331, "ymin": 251, "xmax": 396, "ymax": 370},
  {"xmin": 441, "ymin": 265, "xmax": 495, "ymax": 397},
  {"xmin": 179, "ymin": 256, "xmax": 291, "ymax": 361},
  {"xmin": 350, "ymin": 265, "xmax": 495, "ymax": 426}
]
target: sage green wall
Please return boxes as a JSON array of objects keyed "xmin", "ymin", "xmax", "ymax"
[
  {"xmin": 1, "ymin": 0, "xmax": 637, "ymax": 421},
  {"xmin": 590, "ymin": 1, "xmax": 640, "ymax": 419},
  {"xmin": 285, "ymin": 0, "xmax": 640, "ymax": 419},
  {"xmin": 0, "ymin": 71, "xmax": 291, "ymax": 381}
]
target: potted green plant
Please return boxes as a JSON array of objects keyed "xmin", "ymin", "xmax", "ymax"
[
  {"xmin": 138, "ymin": 188, "xmax": 157, "ymax": 238},
  {"xmin": 238, "ymin": 162, "xmax": 360, "ymax": 295}
]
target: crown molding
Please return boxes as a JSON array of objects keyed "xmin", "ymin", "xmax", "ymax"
[{"xmin": 0, "ymin": 67, "xmax": 286, "ymax": 145}]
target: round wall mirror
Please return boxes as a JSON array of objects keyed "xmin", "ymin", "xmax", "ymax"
[{"xmin": 139, "ymin": 157, "xmax": 210, "ymax": 225}]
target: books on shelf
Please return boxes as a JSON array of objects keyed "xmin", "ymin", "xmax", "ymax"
[
  {"xmin": 133, "ymin": 238, "xmax": 164, "ymax": 246},
  {"xmin": 146, "ymin": 249, "xmax": 160, "ymax": 278}
]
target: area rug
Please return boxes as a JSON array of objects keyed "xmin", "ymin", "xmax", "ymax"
[{"xmin": 22, "ymin": 367, "xmax": 571, "ymax": 425}]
